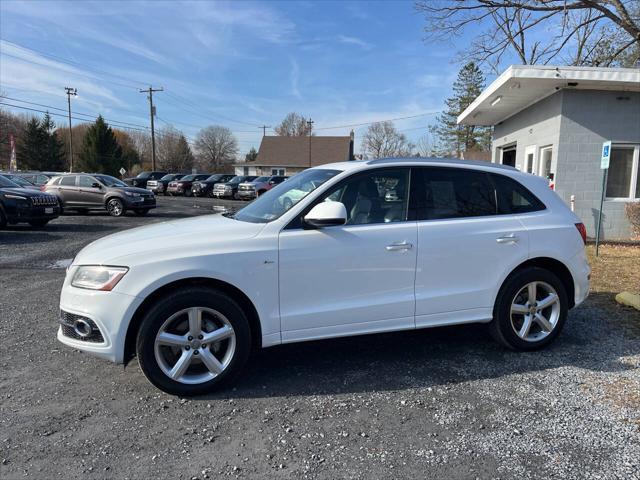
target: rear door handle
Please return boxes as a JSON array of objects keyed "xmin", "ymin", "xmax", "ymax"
[
  {"xmin": 496, "ymin": 234, "xmax": 519, "ymax": 244},
  {"xmin": 386, "ymin": 242, "xmax": 413, "ymax": 251}
]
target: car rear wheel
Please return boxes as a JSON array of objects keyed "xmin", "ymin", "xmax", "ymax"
[
  {"xmin": 185, "ymin": 188, "xmax": 193, "ymax": 197},
  {"xmin": 489, "ymin": 267, "xmax": 568, "ymax": 351},
  {"xmin": 136, "ymin": 287, "xmax": 251, "ymax": 395},
  {"xmin": 106, "ymin": 198, "xmax": 126, "ymax": 217}
]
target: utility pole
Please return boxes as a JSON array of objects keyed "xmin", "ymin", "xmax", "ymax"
[
  {"xmin": 139, "ymin": 86, "xmax": 163, "ymax": 170},
  {"xmin": 306, "ymin": 118, "xmax": 314, "ymax": 166},
  {"xmin": 260, "ymin": 125, "xmax": 270, "ymax": 137},
  {"xmin": 64, "ymin": 87, "xmax": 77, "ymax": 172}
]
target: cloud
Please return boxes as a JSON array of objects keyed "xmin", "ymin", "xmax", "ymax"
[{"xmin": 337, "ymin": 34, "xmax": 372, "ymax": 50}]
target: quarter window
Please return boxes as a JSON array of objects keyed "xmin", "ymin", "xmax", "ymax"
[
  {"xmin": 605, "ymin": 146, "xmax": 639, "ymax": 200},
  {"xmin": 417, "ymin": 168, "xmax": 496, "ymax": 220},
  {"xmin": 59, "ymin": 176, "xmax": 76, "ymax": 187},
  {"xmin": 491, "ymin": 173, "xmax": 546, "ymax": 214}
]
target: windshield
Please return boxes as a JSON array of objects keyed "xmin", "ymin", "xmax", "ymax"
[
  {"xmin": 0, "ymin": 175, "xmax": 20, "ymax": 188},
  {"xmin": 160, "ymin": 174, "xmax": 179, "ymax": 181},
  {"xmin": 181, "ymin": 175, "xmax": 196, "ymax": 181},
  {"xmin": 205, "ymin": 174, "xmax": 222, "ymax": 182},
  {"xmin": 228, "ymin": 176, "xmax": 247, "ymax": 184},
  {"xmin": 7, "ymin": 176, "xmax": 33, "ymax": 187},
  {"xmin": 94, "ymin": 175, "xmax": 128, "ymax": 187},
  {"xmin": 136, "ymin": 172, "xmax": 151, "ymax": 179},
  {"xmin": 233, "ymin": 168, "xmax": 341, "ymax": 223},
  {"xmin": 254, "ymin": 176, "xmax": 269, "ymax": 182}
]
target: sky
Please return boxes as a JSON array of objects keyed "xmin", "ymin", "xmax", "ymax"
[{"xmin": 0, "ymin": 0, "xmax": 483, "ymax": 156}]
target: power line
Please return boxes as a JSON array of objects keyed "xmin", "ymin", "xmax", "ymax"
[{"xmin": 314, "ymin": 111, "xmax": 440, "ymax": 131}]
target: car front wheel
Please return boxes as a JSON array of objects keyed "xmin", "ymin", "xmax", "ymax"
[
  {"xmin": 490, "ymin": 267, "xmax": 568, "ymax": 351},
  {"xmin": 136, "ymin": 287, "xmax": 251, "ymax": 395},
  {"xmin": 106, "ymin": 198, "xmax": 126, "ymax": 217}
]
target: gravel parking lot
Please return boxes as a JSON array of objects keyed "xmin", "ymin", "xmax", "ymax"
[{"xmin": 1, "ymin": 196, "xmax": 639, "ymax": 480}]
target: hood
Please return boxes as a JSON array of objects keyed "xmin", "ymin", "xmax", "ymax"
[
  {"xmin": 74, "ymin": 214, "xmax": 265, "ymax": 265},
  {"xmin": 1, "ymin": 187, "xmax": 53, "ymax": 198}
]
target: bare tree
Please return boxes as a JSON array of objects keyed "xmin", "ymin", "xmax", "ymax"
[
  {"xmin": 194, "ymin": 125, "xmax": 238, "ymax": 170},
  {"xmin": 416, "ymin": 0, "xmax": 640, "ymax": 72},
  {"xmin": 128, "ymin": 130, "xmax": 152, "ymax": 168},
  {"xmin": 156, "ymin": 126, "xmax": 194, "ymax": 172},
  {"xmin": 416, "ymin": 133, "xmax": 436, "ymax": 157},
  {"xmin": 274, "ymin": 112, "xmax": 312, "ymax": 136},
  {"xmin": 361, "ymin": 121, "xmax": 415, "ymax": 159}
]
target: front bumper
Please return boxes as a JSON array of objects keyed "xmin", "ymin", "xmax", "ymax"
[
  {"xmin": 148, "ymin": 184, "xmax": 165, "ymax": 193},
  {"xmin": 6, "ymin": 204, "xmax": 60, "ymax": 224},
  {"xmin": 237, "ymin": 190, "xmax": 256, "ymax": 199},
  {"xmin": 167, "ymin": 186, "xmax": 184, "ymax": 195},
  {"xmin": 58, "ymin": 281, "xmax": 142, "ymax": 363},
  {"xmin": 123, "ymin": 196, "xmax": 156, "ymax": 209},
  {"xmin": 212, "ymin": 189, "xmax": 232, "ymax": 198}
]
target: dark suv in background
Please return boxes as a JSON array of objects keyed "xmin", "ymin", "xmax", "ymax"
[
  {"xmin": 237, "ymin": 175, "xmax": 287, "ymax": 200},
  {"xmin": 45, "ymin": 174, "xmax": 156, "ymax": 217},
  {"xmin": 146, "ymin": 173, "xmax": 185, "ymax": 195},
  {"xmin": 0, "ymin": 175, "xmax": 60, "ymax": 228},
  {"xmin": 166, "ymin": 174, "xmax": 210, "ymax": 196},
  {"xmin": 125, "ymin": 171, "xmax": 167, "ymax": 189},
  {"xmin": 192, "ymin": 174, "xmax": 235, "ymax": 197}
]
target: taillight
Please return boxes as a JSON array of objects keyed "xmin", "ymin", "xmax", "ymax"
[{"xmin": 575, "ymin": 223, "xmax": 587, "ymax": 245}]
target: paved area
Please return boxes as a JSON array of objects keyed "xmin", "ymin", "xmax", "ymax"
[{"xmin": 1, "ymin": 196, "xmax": 639, "ymax": 480}]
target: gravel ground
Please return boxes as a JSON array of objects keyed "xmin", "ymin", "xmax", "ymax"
[{"xmin": 1, "ymin": 196, "xmax": 639, "ymax": 480}]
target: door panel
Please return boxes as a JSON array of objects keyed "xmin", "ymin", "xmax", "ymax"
[
  {"xmin": 57, "ymin": 176, "xmax": 78, "ymax": 206},
  {"xmin": 77, "ymin": 176, "xmax": 104, "ymax": 207},
  {"xmin": 279, "ymin": 222, "xmax": 418, "ymax": 339},
  {"xmin": 415, "ymin": 216, "xmax": 528, "ymax": 326}
]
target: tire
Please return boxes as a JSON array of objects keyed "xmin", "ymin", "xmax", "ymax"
[
  {"xmin": 207, "ymin": 190, "xmax": 214, "ymax": 198},
  {"xmin": 233, "ymin": 192, "xmax": 240, "ymax": 200},
  {"xmin": 57, "ymin": 199, "xmax": 65, "ymax": 215},
  {"xmin": 28, "ymin": 219, "xmax": 49, "ymax": 227},
  {"xmin": 134, "ymin": 208, "xmax": 150, "ymax": 216},
  {"xmin": 489, "ymin": 267, "xmax": 568, "ymax": 351},
  {"xmin": 136, "ymin": 287, "xmax": 252, "ymax": 396},
  {"xmin": 106, "ymin": 198, "xmax": 126, "ymax": 217},
  {"xmin": 257, "ymin": 190, "xmax": 266, "ymax": 197},
  {"xmin": 185, "ymin": 188, "xmax": 193, "ymax": 197},
  {"xmin": 0, "ymin": 208, "xmax": 6, "ymax": 228}
]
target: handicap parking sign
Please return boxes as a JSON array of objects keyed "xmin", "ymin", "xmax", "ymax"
[{"xmin": 601, "ymin": 141, "xmax": 611, "ymax": 169}]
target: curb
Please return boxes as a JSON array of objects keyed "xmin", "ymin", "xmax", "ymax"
[{"xmin": 615, "ymin": 292, "xmax": 640, "ymax": 311}]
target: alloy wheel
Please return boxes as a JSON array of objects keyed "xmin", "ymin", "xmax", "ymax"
[
  {"xmin": 107, "ymin": 199, "xmax": 123, "ymax": 216},
  {"xmin": 510, "ymin": 281, "xmax": 560, "ymax": 342},
  {"xmin": 154, "ymin": 307, "xmax": 236, "ymax": 384}
]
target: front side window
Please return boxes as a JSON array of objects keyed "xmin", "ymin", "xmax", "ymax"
[
  {"xmin": 318, "ymin": 168, "xmax": 410, "ymax": 225},
  {"xmin": 417, "ymin": 168, "xmax": 495, "ymax": 220},
  {"xmin": 60, "ymin": 176, "xmax": 76, "ymax": 187},
  {"xmin": 606, "ymin": 146, "xmax": 639, "ymax": 199},
  {"xmin": 78, "ymin": 176, "xmax": 96, "ymax": 188},
  {"xmin": 234, "ymin": 168, "xmax": 341, "ymax": 223},
  {"xmin": 94, "ymin": 175, "xmax": 127, "ymax": 187}
]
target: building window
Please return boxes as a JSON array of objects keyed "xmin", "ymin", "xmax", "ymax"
[
  {"xmin": 271, "ymin": 168, "xmax": 286, "ymax": 176},
  {"xmin": 605, "ymin": 146, "xmax": 639, "ymax": 200},
  {"xmin": 539, "ymin": 146, "xmax": 553, "ymax": 179}
]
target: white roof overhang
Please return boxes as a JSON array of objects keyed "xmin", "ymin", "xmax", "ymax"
[{"xmin": 457, "ymin": 65, "xmax": 640, "ymax": 126}]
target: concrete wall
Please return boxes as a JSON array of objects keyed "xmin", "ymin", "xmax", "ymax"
[
  {"xmin": 492, "ymin": 89, "xmax": 639, "ymax": 239},
  {"xmin": 555, "ymin": 90, "xmax": 640, "ymax": 239},
  {"xmin": 492, "ymin": 91, "xmax": 563, "ymax": 172}
]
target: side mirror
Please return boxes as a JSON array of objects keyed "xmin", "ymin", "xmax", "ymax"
[
  {"xmin": 304, "ymin": 201, "xmax": 347, "ymax": 228},
  {"xmin": 92, "ymin": 182, "xmax": 102, "ymax": 189}
]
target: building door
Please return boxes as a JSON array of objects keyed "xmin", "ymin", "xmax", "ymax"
[
  {"xmin": 525, "ymin": 145, "xmax": 536, "ymax": 174},
  {"xmin": 501, "ymin": 146, "xmax": 516, "ymax": 167},
  {"xmin": 539, "ymin": 145, "xmax": 554, "ymax": 187}
]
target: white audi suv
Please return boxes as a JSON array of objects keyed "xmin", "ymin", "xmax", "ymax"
[{"xmin": 58, "ymin": 158, "xmax": 590, "ymax": 395}]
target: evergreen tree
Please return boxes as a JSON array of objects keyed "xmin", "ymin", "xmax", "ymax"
[
  {"xmin": 16, "ymin": 117, "xmax": 46, "ymax": 170},
  {"xmin": 77, "ymin": 116, "xmax": 124, "ymax": 176},
  {"xmin": 245, "ymin": 147, "xmax": 258, "ymax": 162},
  {"xmin": 42, "ymin": 113, "xmax": 66, "ymax": 171},
  {"xmin": 430, "ymin": 62, "xmax": 491, "ymax": 158}
]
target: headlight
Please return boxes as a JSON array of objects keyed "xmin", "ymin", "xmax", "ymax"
[
  {"xmin": 5, "ymin": 194, "xmax": 28, "ymax": 201},
  {"xmin": 71, "ymin": 266, "xmax": 128, "ymax": 291},
  {"xmin": 125, "ymin": 191, "xmax": 140, "ymax": 197}
]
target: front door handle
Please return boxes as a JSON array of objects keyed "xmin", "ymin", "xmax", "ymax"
[
  {"xmin": 386, "ymin": 242, "xmax": 413, "ymax": 251},
  {"xmin": 496, "ymin": 234, "xmax": 519, "ymax": 244}
]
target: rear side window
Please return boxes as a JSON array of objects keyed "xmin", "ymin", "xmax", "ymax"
[
  {"xmin": 491, "ymin": 174, "xmax": 546, "ymax": 214},
  {"xmin": 60, "ymin": 176, "xmax": 76, "ymax": 187},
  {"xmin": 417, "ymin": 167, "xmax": 496, "ymax": 220}
]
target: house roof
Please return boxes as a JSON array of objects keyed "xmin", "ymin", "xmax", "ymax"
[
  {"xmin": 458, "ymin": 65, "xmax": 640, "ymax": 127},
  {"xmin": 235, "ymin": 135, "xmax": 352, "ymax": 168}
]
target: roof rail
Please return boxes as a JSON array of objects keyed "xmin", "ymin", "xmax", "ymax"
[{"xmin": 365, "ymin": 156, "xmax": 516, "ymax": 170}]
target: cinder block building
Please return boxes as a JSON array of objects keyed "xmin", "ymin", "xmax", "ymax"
[{"xmin": 458, "ymin": 65, "xmax": 640, "ymax": 239}]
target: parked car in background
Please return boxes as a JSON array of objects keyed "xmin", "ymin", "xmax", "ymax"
[
  {"xmin": 166, "ymin": 174, "xmax": 211, "ymax": 196},
  {"xmin": 212, "ymin": 175, "xmax": 258, "ymax": 199},
  {"xmin": 0, "ymin": 175, "xmax": 60, "ymax": 228},
  {"xmin": 237, "ymin": 175, "xmax": 287, "ymax": 200},
  {"xmin": 56, "ymin": 158, "xmax": 590, "ymax": 395},
  {"xmin": 0, "ymin": 173, "xmax": 40, "ymax": 191},
  {"xmin": 192, "ymin": 174, "xmax": 236, "ymax": 197},
  {"xmin": 44, "ymin": 173, "xmax": 156, "ymax": 217},
  {"xmin": 146, "ymin": 174, "xmax": 185, "ymax": 195},
  {"xmin": 125, "ymin": 171, "xmax": 167, "ymax": 189}
]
